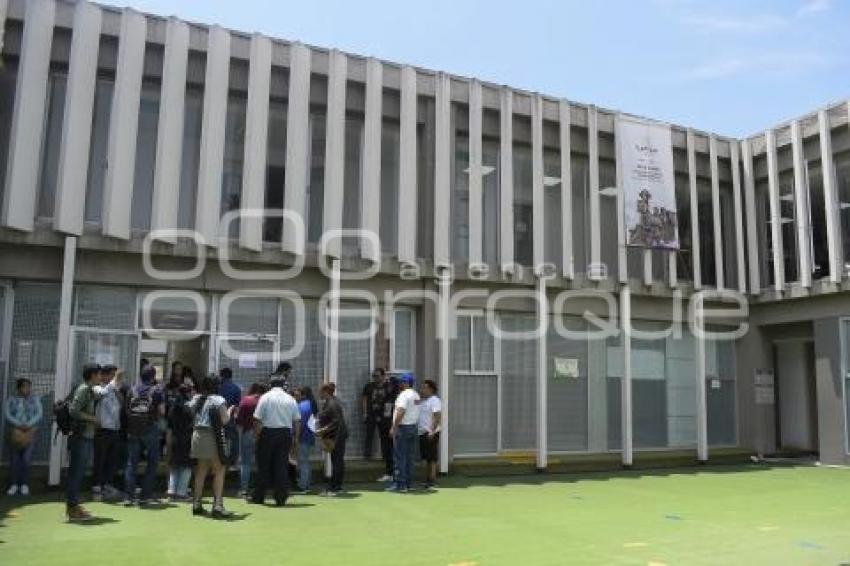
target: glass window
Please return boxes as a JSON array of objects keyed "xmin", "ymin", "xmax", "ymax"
[
  {"xmin": 342, "ymin": 114, "xmax": 364, "ymax": 255},
  {"xmin": 220, "ymin": 91, "xmax": 247, "ymax": 239},
  {"xmin": 307, "ymin": 111, "xmax": 325, "ymax": 244},
  {"xmin": 500, "ymin": 314, "xmax": 537, "ymax": 450},
  {"xmin": 454, "ymin": 314, "xmax": 495, "ymax": 373},
  {"xmin": 380, "ymin": 119, "xmax": 399, "ymax": 255},
  {"xmin": 513, "ymin": 117, "xmax": 533, "ymax": 266},
  {"xmin": 806, "ymin": 159, "xmax": 830, "ymax": 280},
  {"xmin": 547, "ymin": 316, "xmax": 588, "ymax": 451},
  {"xmin": 74, "ymin": 286, "xmax": 137, "ymax": 330},
  {"xmin": 697, "ymin": 174, "xmax": 717, "ymax": 286},
  {"xmin": 482, "ymin": 109, "xmax": 500, "ymax": 266},
  {"xmin": 778, "ymin": 145, "xmax": 799, "ymax": 284},
  {"xmin": 600, "ymin": 157, "xmax": 618, "ymax": 281},
  {"xmin": 572, "ymin": 152, "xmax": 589, "ymax": 277},
  {"xmin": 37, "ymin": 73, "xmax": 67, "ymax": 220},
  {"xmin": 452, "ymin": 104, "xmax": 469, "ymax": 262},
  {"xmin": 263, "ymin": 99, "xmax": 287, "ymax": 242},
  {"xmin": 219, "ymin": 296, "xmax": 278, "ymax": 335},
  {"xmin": 833, "ymin": 151, "xmax": 850, "ymax": 275},
  {"xmin": 392, "ymin": 309, "xmax": 415, "ymax": 372},
  {"xmin": 85, "ymin": 79, "xmax": 114, "ymax": 223},
  {"xmin": 706, "ymin": 331, "xmax": 737, "ymax": 446},
  {"xmin": 131, "ymin": 81, "xmax": 160, "ymax": 231},
  {"xmin": 139, "ymin": 292, "xmax": 210, "ymax": 333},
  {"xmin": 674, "ymin": 148, "xmax": 693, "ymax": 281},
  {"xmin": 754, "ymin": 154, "xmax": 774, "ymax": 286},
  {"xmin": 0, "ymin": 65, "xmax": 18, "ymax": 204},
  {"xmin": 177, "ymin": 85, "xmax": 203, "ymax": 230},
  {"xmin": 417, "ymin": 96, "xmax": 436, "ymax": 261}
]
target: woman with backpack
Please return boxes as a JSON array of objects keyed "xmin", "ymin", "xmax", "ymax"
[
  {"xmin": 188, "ymin": 375, "xmax": 232, "ymax": 518},
  {"xmin": 124, "ymin": 366, "xmax": 165, "ymax": 506},
  {"xmin": 166, "ymin": 381, "xmax": 195, "ymax": 502}
]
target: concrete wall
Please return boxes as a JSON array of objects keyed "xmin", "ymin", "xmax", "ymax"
[{"xmin": 813, "ymin": 317, "xmax": 850, "ymax": 464}]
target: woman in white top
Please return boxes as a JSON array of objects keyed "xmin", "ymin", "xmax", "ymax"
[{"xmin": 188, "ymin": 375, "xmax": 231, "ymax": 518}]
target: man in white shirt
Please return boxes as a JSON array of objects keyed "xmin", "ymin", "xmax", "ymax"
[
  {"xmin": 417, "ymin": 379, "xmax": 442, "ymax": 489},
  {"xmin": 251, "ymin": 376, "xmax": 301, "ymax": 506},
  {"xmin": 387, "ymin": 373, "xmax": 420, "ymax": 493}
]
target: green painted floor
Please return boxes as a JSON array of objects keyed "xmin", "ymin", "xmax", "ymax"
[{"xmin": 1, "ymin": 465, "xmax": 849, "ymax": 565}]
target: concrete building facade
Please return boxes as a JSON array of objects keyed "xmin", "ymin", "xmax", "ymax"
[{"xmin": 0, "ymin": 0, "xmax": 849, "ymax": 484}]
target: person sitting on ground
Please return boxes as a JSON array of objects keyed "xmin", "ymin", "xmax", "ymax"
[
  {"xmin": 316, "ymin": 383, "xmax": 348, "ymax": 497},
  {"xmin": 66, "ymin": 364, "xmax": 102, "ymax": 522},
  {"xmin": 5, "ymin": 377, "xmax": 43, "ymax": 497},
  {"xmin": 418, "ymin": 379, "xmax": 442, "ymax": 489},
  {"xmin": 92, "ymin": 365, "xmax": 125, "ymax": 501},
  {"xmin": 124, "ymin": 365, "xmax": 165, "ymax": 506},
  {"xmin": 189, "ymin": 375, "xmax": 232, "ymax": 518}
]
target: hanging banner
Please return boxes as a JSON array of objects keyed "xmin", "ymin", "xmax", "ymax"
[{"xmin": 619, "ymin": 116, "xmax": 679, "ymax": 249}]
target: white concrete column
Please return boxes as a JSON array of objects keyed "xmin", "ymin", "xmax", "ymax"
[
  {"xmin": 531, "ymin": 94, "xmax": 545, "ymax": 273},
  {"xmin": 48, "ymin": 236, "xmax": 77, "ymax": 486},
  {"xmin": 765, "ymin": 129, "xmax": 785, "ymax": 290},
  {"xmin": 709, "ymin": 135, "xmax": 724, "ymax": 289},
  {"xmin": 361, "ymin": 57, "xmax": 382, "ymax": 263},
  {"xmin": 559, "ymin": 100, "xmax": 573, "ymax": 280},
  {"xmin": 669, "ymin": 252, "xmax": 678, "ymax": 288},
  {"xmin": 695, "ymin": 302, "xmax": 708, "ymax": 462},
  {"xmin": 150, "ymin": 18, "xmax": 190, "ymax": 242},
  {"xmin": 588, "ymin": 106, "xmax": 601, "ymax": 278},
  {"xmin": 535, "ymin": 275, "xmax": 548, "ymax": 470},
  {"xmin": 818, "ymin": 110, "xmax": 842, "ymax": 283},
  {"xmin": 730, "ymin": 140, "xmax": 747, "ymax": 292},
  {"xmin": 613, "ymin": 114, "xmax": 628, "ymax": 283},
  {"xmin": 687, "ymin": 129, "xmax": 702, "ymax": 288},
  {"xmin": 282, "ymin": 42, "xmax": 311, "ymax": 255},
  {"xmin": 102, "ymin": 9, "xmax": 146, "ymax": 240},
  {"xmin": 468, "ymin": 80, "xmax": 484, "ymax": 266},
  {"xmin": 327, "ymin": 259, "xmax": 341, "ymax": 384},
  {"xmin": 195, "ymin": 26, "xmax": 231, "ymax": 247},
  {"xmin": 1, "ymin": 0, "xmax": 54, "ymax": 232},
  {"xmin": 499, "ymin": 88, "xmax": 514, "ymax": 273},
  {"xmin": 433, "ymin": 73, "xmax": 451, "ymax": 268},
  {"xmin": 438, "ymin": 274, "xmax": 451, "ymax": 474},
  {"xmin": 741, "ymin": 140, "xmax": 761, "ymax": 293},
  {"xmin": 620, "ymin": 284, "xmax": 633, "ymax": 467},
  {"xmin": 398, "ymin": 65, "xmax": 418, "ymax": 266},
  {"xmin": 791, "ymin": 120, "xmax": 812, "ymax": 288},
  {"xmin": 54, "ymin": 1, "xmax": 102, "ymax": 235},
  {"xmin": 322, "ymin": 49, "xmax": 347, "ymax": 259},
  {"xmin": 238, "ymin": 34, "xmax": 272, "ymax": 251}
]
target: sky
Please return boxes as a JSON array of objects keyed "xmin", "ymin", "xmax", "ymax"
[{"xmin": 94, "ymin": 0, "xmax": 849, "ymax": 138}]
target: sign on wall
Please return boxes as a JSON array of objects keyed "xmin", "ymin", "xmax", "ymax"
[
  {"xmin": 754, "ymin": 368, "xmax": 775, "ymax": 405},
  {"xmin": 619, "ymin": 116, "xmax": 679, "ymax": 249}
]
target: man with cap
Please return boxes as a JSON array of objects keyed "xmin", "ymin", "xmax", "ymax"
[
  {"xmin": 251, "ymin": 374, "xmax": 301, "ymax": 506},
  {"xmin": 386, "ymin": 373, "xmax": 420, "ymax": 493}
]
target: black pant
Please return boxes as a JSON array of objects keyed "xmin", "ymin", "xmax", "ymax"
[
  {"xmin": 253, "ymin": 428, "xmax": 292, "ymax": 505},
  {"xmin": 328, "ymin": 434, "xmax": 347, "ymax": 492},
  {"xmin": 365, "ymin": 418, "xmax": 393, "ymax": 474},
  {"xmin": 93, "ymin": 429, "xmax": 121, "ymax": 487}
]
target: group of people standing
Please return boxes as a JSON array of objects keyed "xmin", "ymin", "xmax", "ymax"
[
  {"xmin": 4, "ymin": 357, "xmax": 441, "ymax": 523},
  {"xmin": 362, "ymin": 368, "xmax": 442, "ymax": 492}
]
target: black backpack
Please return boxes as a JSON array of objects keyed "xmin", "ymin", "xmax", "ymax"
[
  {"xmin": 53, "ymin": 389, "xmax": 76, "ymax": 437},
  {"xmin": 126, "ymin": 387, "xmax": 157, "ymax": 436}
]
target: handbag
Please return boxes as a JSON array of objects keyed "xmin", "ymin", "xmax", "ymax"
[
  {"xmin": 10, "ymin": 427, "xmax": 34, "ymax": 448},
  {"xmin": 319, "ymin": 435, "xmax": 336, "ymax": 453}
]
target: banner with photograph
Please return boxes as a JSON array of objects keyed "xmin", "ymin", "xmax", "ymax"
[{"xmin": 619, "ymin": 116, "xmax": 679, "ymax": 249}]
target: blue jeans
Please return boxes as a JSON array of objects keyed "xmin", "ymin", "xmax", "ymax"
[
  {"xmin": 66, "ymin": 435, "xmax": 92, "ymax": 507},
  {"xmin": 297, "ymin": 441, "xmax": 313, "ymax": 491},
  {"xmin": 393, "ymin": 424, "xmax": 417, "ymax": 489},
  {"xmin": 125, "ymin": 429, "xmax": 161, "ymax": 500},
  {"xmin": 239, "ymin": 429, "xmax": 255, "ymax": 492},
  {"xmin": 168, "ymin": 466, "xmax": 192, "ymax": 497},
  {"xmin": 10, "ymin": 438, "xmax": 35, "ymax": 486}
]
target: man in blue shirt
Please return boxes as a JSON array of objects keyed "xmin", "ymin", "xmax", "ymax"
[
  {"xmin": 218, "ymin": 367, "xmax": 242, "ymax": 408},
  {"xmin": 124, "ymin": 366, "xmax": 165, "ymax": 506}
]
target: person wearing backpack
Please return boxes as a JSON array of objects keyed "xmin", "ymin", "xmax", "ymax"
[
  {"xmin": 65, "ymin": 364, "xmax": 102, "ymax": 522},
  {"xmin": 166, "ymin": 381, "xmax": 195, "ymax": 502},
  {"xmin": 124, "ymin": 366, "xmax": 165, "ymax": 506}
]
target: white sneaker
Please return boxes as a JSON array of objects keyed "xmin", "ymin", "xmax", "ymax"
[
  {"xmin": 377, "ymin": 474, "xmax": 393, "ymax": 482},
  {"xmin": 6, "ymin": 485, "xmax": 18, "ymax": 496},
  {"xmin": 19, "ymin": 485, "xmax": 29, "ymax": 496}
]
